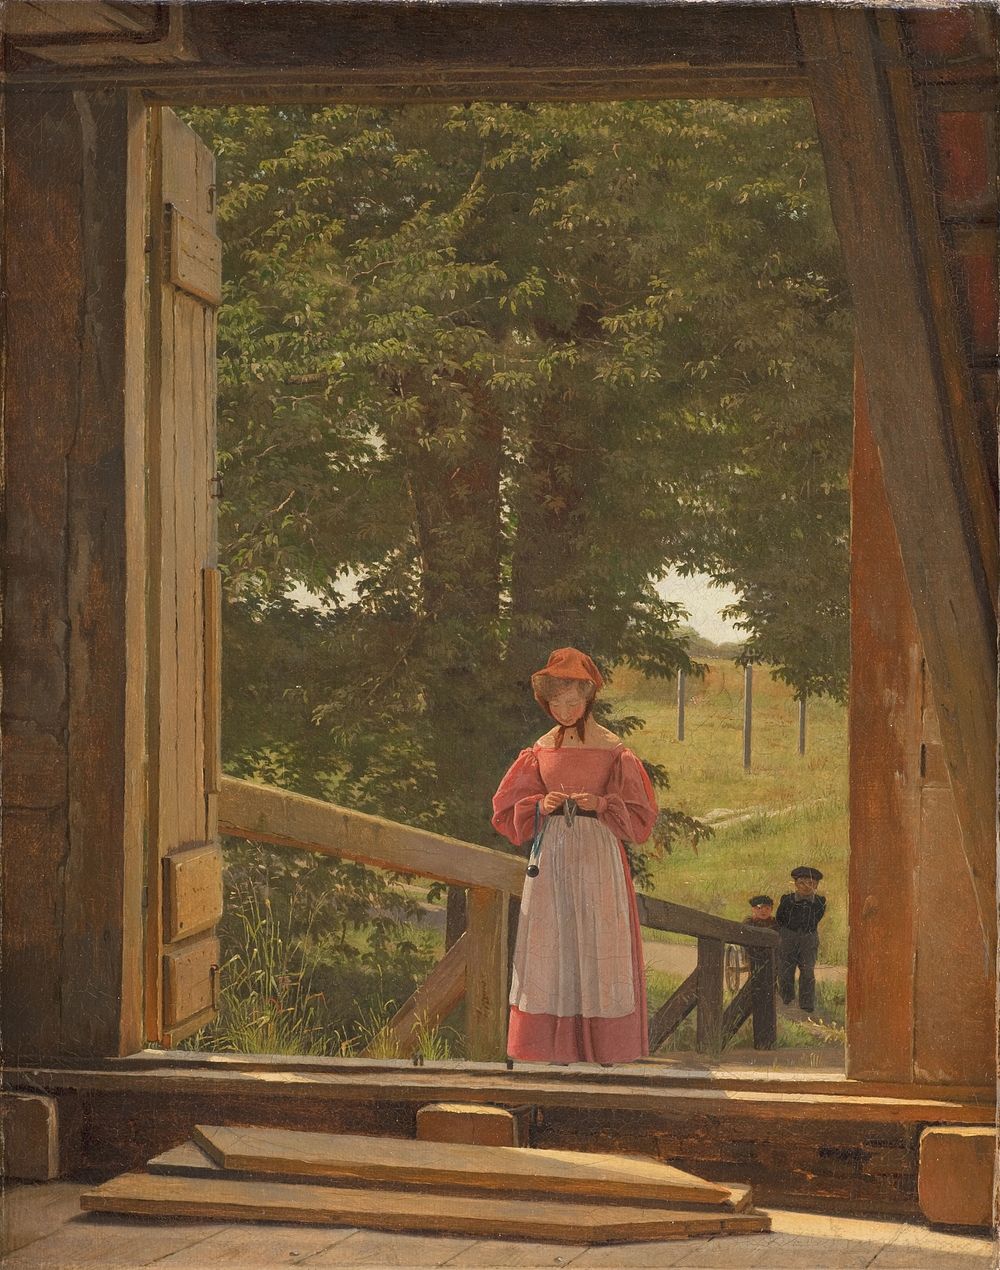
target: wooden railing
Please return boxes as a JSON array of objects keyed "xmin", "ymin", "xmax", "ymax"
[
  {"xmin": 219, "ymin": 777, "xmax": 778, "ymax": 1062},
  {"xmin": 636, "ymin": 895, "xmax": 778, "ymax": 1054}
]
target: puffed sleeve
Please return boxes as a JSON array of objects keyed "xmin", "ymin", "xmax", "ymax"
[
  {"xmin": 491, "ymin": 748, "xmax": 547, "ymax": 847},
  {"xmin": 597, "ymin": 748, "xmax": 658, "ymax": 844}
]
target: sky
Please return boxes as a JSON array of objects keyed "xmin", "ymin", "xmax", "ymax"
[
  {"xmin": 290, "ymin": 567, "xmax": 744, "ymax": 642},
  {"xmin": 655, "ymin": 568, "xmax": 744, "ymax": 643}
]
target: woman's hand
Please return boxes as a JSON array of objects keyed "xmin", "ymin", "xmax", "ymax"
[
  {"xmin": 571, "ymin": 791, "xmax": 600, "ymax": 812},
  {"xmin": 541, "ymin": 791, "xmax": 567, "ymax": 814}
]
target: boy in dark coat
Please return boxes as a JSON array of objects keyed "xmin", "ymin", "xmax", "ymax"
[{"xmin": 775, "ymin": 867, "xmax": 825, "ymax": 1013}]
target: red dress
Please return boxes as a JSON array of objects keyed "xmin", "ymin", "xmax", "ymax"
[{"xmin": 491, "ymin": 743, "xmax": 657, "ymax": 1064}]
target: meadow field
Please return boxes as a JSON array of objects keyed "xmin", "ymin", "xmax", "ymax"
[{"xmin": 606, "ymin": 660, "xmax": 849, "ymax": 966}]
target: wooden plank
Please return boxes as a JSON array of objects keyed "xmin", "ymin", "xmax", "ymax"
[
  {"xmin": 149, "ymin": 1140, "xmax": 224, "ymax": 1176},
  {"xmin": 636, "ymin": 894, "xmax": 779, "ymax": 949},
  {"xmin": 190, "ymin": 302, "xmax": 208, "ymax": 851},
  {"xmin": 80, "ymin": 1171, "xmax": 770, "ymax": 1243},
  {"xmin": 191, "ymin": 1125, "xmax": 736, "ymax": 1207},
  {"xmin": 847, "ymin": 387, "xmax": 920, "ymax": 1083},
  {"xmin": 695, "ymin": 940, "xmax": 724, "ymax": 1054},
  {"xmin": 169, "ymin": 207, "xmax": 223, "ymax": 305},
  {"xmin": 797, "ymin": 7, "xmax": 998, "ymax": 940},
  {"xmin": 648, "ymin": 971, "xmax": 699, "ymax": 1053},
  {"xmin": 720, "ymin": 978, "xmax": 754, "ymax": 1049},
  {"xmin": 203, "ymin": 568, "xmax": 223, "ymax": 797},
  {"xmin": 385, "ymin": 935, "xmax": 467, "ymax": 1055},
  {"xmin": 464, "ymin": 887, "xmax": 508, "ymax": 1062},
  {"xmin": 163, "ymin": 937, "xmax": 220, "ymax": 1032},
  {"xmin": 173, "ymin": 291, "xmax": 200, "ymax": 854},
  {"xmin": 164, "ymin": 844, "xmax": 223, "ymax": 943},
  {"xmin": 219, "ymin": 777, "xmax": 526, "ymax": 893}
]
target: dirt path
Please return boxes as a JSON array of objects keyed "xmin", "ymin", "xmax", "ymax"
[{"xmin": 643, "ymin": 938, "xmax": 846, "ymax": 982}]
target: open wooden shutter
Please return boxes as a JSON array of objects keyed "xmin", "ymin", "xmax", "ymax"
[{"xmin": 146, "ymin": 107, "xmax": 224, "ymax": 1047}]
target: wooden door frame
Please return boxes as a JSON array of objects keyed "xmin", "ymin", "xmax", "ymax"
[{"xmin": 3, "ymin": 1, "xmax": 996, "ymax": 1086}]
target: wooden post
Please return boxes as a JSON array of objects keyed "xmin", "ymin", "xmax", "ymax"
[
  {"xmin": 695, "ymin": 938, "xmax": 724, "ymax": 1054},
  {"xmin": 797, "ymin": 8, "xmax": 998, "ymax": 937},
  {"xmin": 798, "ymin": 695, "xmax": 807, "ymax": 756},
  {"xmin": 749, "ymin": 946, "xmax": 778, "ymax": 1050},
  {"xmin": 742, "ymin": 663, "xmax": 753, "ymax": 772},
  {"xmin": 676, "ymin": 668, "xmax": 686, "ymax": 741},
  {"xmin": 465, "ymin": 887, "xmax": 509, "ymax": 1061},
  {"xmin": 1, "ymin": 90, "xmax": 147, "ymax": 1062}
]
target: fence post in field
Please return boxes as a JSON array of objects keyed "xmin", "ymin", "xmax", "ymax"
[
  {"xmin": 798, "ymin": 694, "xmax": 807, "ymax": 755},
  {"xmin": 677, "ymin": 668, "xmax": 686, "ymax": 741},
  {"xmin": 742, "ymin": 663, "xmax": 753, "ymax": 772}
]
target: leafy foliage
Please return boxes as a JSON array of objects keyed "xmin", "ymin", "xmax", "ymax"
[{"xmin": 184, "ymin": 99, "xmax": 851, "ymax": 833}]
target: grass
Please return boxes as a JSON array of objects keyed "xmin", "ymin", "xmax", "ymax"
[{"xmin": 607, "ymin": 660, "xmax": 849, "ymax": 965}]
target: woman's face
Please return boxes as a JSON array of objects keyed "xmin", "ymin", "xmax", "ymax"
[{"xmin": 548, "ymin": 683, "xmax": 590, "ymax": 727}]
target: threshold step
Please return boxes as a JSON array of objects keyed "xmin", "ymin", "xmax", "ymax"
[
  {"xmin": 191, "ymin": 1124, "xmax": 740, "ymax": 1209},
  {"xmin": 81, "ymin": 1172, "xmax": 770, "ymax": 1243}
]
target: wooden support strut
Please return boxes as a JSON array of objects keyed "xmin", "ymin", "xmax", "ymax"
[{"xmin": 795, "ymin": 7, "xmax": 998, "ymax": 939}]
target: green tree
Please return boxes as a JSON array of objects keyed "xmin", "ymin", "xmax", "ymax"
[{"xmin": 188, "ymin": 98, "xmax": 851, "ymax": 847}]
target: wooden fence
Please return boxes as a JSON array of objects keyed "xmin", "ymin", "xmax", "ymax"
[{"xmin": 219, "ymin": 777, "xmax": 778, "ymax": 1061}]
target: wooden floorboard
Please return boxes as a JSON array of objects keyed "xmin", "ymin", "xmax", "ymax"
[{"xmin": 3, "ymin": 1183, "xmax": 995, "ymax": 1268}]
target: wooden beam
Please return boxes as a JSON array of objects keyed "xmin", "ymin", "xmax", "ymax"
[
  {"xmin": 219, "ymin": 777, "xmax": 526, "ymax": 894},
  {"xmin": 648, "ymin": 970, "xmax": 699, "ymax": 1053},
  {"xmin": 1, "ymin": 89, "xmax": 147, "ymax": 1063},
  {"xmin": 29, "ymin": 0, "xmax": 802, "ymax": 68},
  {"xmin": 636, "ymin": 894, "xmax": 779, "ymax": 949},
  {"xmin": 464, "ymin": 887, "xmax": 509, "ymax": 1062},
  {"xmin": 695, "ymin": 939, "xmax": 724, "ymax": 1054},
  {"xmin": 385, "ymin": 934, "xmax": 467, "ymax": 1055},
  {"xmin": 796, "ymin": 7, "xmax": 998, "ymax": 937}
]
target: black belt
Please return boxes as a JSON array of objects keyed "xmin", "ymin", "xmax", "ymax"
[{"xmin": 574, "ymin": 809, "xmax": 599, "ymax": 818}]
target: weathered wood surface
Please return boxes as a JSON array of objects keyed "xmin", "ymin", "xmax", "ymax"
[
  {"xmin": 164, "ymin": 844, "xmax": 224, "ymax": 943},
  {"xmin": 849, "ymin": 382, "xmax": 995, "ymax": 1087},
  {"xmin": 2, "ymin": 89, "xmax": 146, "ymax": 1062},
  {"xmin": 219, "ymin": 777, "xmax": 526, "ymax": 893},
  {"xmin": 16, "ymin": 1063, "xmax": 992, "ymax": 1125},
  {"xmin": 191, "ymin": 1124, "xmax": 736, "ymax": 1207},
  {"xmin": 384, "ymin": 934, "xmax": 467, "ymax": 1055},
  {"xmin": 464, "ymin": 887, "xmax": 509, "ymax": 1061},
  {"xmin": 918, "ymin": 1126, "xmax": 994, "ymax": 1227},
  {"xmin": 6, "ymin": 3, "xmax": 805, "ymax": 103},
  {"xmin": 695, "ymin": 939, "xmax": 724, "ymax": 1054},
  {"xmin": 416, "ymin": 1103, "xmax": 527, "ymax": 1149},
  {"xmin": 847, "ymin": 388, "xmax": 921, "ymax": 1083},
  {"xmin": 798, "ymin": 7, "xmax": 998, "ymax": 941},
  {"xmin": 636, "ymin": 894, "xmax": 779, "ymax": 948},
  {"xmin": 80, "ymin": 1171, "xmax": 770, "ymax": 1242},
  {"xmin": 748, "ymin": 946, "xmax": 777, "ymax": 1050},
  {"xmin": 148, "ymin": 106, "xmax": 223, "ymax": 1046},
  {"xmin": 648, "ymin": 971, "xmax": 698, "ymax": 1053},
  {"xmin": 11, "ymin": 1062, "xmax": 991, "ymax": 1214}
]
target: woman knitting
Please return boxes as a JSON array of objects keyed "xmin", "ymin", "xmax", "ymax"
[{"xmin": 491, "ymin": 648, "xmax": 657, "ymax": 1065}]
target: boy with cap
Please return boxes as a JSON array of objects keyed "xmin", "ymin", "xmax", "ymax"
[
  {"xmin": 747, "ymin": 895, "xmax": 776, "ymax": 928},
  {"xmin": 775, "ymin": 867, "xmax": 825, "ymax": 1014}
]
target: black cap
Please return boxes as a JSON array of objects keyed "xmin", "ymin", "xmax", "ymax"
[
  {"xmin": 791, "ymin": 866, "xmax": 823, "ymax": 881},
  {"xmin": 749, "ymin": 894, "xmax": 773, "ymax": 907}
]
